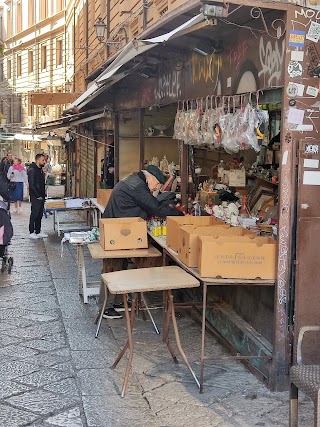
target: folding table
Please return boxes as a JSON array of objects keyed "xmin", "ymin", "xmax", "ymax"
[{"xmin": 100, "ymin": 265, "xmax": 200, "ymax": 397}]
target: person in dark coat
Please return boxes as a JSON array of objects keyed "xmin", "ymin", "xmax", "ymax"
[
  {"xmin": 0, "ymin": 200, "xmax": 13, "ymax": 258},
  {"xmin": 101, "ymin": 165, "xmax": 183, "ymax": 319},
  {"xmin": 0, "ymin": 153, "xmax": 13, "ymax": 180},
  {"xmin": 102, "ymin": 165, "xmax": 183, "ymax": 219},
  {"xmin": 28, "ymin": 154, "xmax": 47, "ymax": 239}
]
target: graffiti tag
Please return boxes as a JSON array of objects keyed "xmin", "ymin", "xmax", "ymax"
[
  {"xmin": 258, "ymin": 37, "xmax": 285, "ymax": 86},
  {"xmin": 154, "ymin": 70, "xmax": 182, "ymax": 101},
  {"xmin": 294, "ymin": 7, "xmax": 320, "ymax": 21},
  {"xmin": 191, "ymin": 53, "xmax": 222, "ymax": 84},
  {"xmin": 227, "ymin": 40, "xmax": 248, "ymax": 70}
]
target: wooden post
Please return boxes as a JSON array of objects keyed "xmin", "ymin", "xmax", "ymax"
[
  {"xmin": 139, "ymin": 108, "xmax": 145, "ymax": 170},
  {"xmin": 114, "ymin": 113, "xmax": 120, "ymax": 184},
  {"xmin": 179, "ymin": 141, "xmax": 188, "ymax": 212}
]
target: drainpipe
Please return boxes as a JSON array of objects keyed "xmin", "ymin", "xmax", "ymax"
[
  {"xmin": 106, "ymin": 0, "xmax": 110, "ymax": 58},
  {"xmin": 143, "ymin": 0, "xmax": 148, "ymax": 30}
]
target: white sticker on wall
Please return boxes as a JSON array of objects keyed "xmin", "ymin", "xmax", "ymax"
[
  {"xmin": 289, "ymin": 82, "xmax": 305, "ymax": 96},
  {"xmin": 287, "ymin": 108, "xmax": 305, "ymax": 125},
  {"xmin": 227, "ymin": 77, "xmax": 231, "ymax": 88},
  {"xmin": 282, "ymin": 150, "xmax": 289, "ymax": 165},
  {"xmin": 295, "ymin": 124, "xmax": 314, "ymax": 131},
  {"xmin": 304, "ymin": 144, "xmax": 319, "ymax": 155},
  {"xmin": 306, "ymin": 20, "xmax": 320, "ymax": 43},
  {"xmin": 303, "ymin": 171, "xmax": 320, "ymax": 185},
  {"xmin": 288, "ymin": 61, "xmax": 303, "ymax": 78},
  {"xmin": 306, "ymin": 86, "xmax": 319, "ymax": 97},
  {"xmin": 304, "ymin": 159, "xmax": 319, "ymax": 168},
  {"xmin": 290, "ymin": 51, "xmax": 304, "ymax": 62}
]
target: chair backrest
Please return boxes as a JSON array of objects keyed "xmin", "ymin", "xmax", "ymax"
[{"xmin": 297, "ymin": 326, "xmax": 320, "ymax": 365}]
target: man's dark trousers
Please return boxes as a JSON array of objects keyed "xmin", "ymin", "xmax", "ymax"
[{"xmin": 29, "ymin": 196, "xmax": 45, "ymax": 234}]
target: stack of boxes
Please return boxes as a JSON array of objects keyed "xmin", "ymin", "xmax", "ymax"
[{"xmin": 166, "ymin": 216, "xmax": 277, "ymax": 280}]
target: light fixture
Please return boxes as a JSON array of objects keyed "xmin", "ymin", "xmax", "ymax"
[
  {"xmin": 65, "ymin": 80, "xmax": 72, "ymax": 93},
  {"xmin": 192, "ymin": 47, "xmax": 209, "ymax": 56},
  {"xmin": 200, "ymin": 3, "xmax": 228, "ymax": 18},
  {"xmin": 64, "ymin": 130, "xmax": 71, "ymax": 142},
  {"xmin": 94, "ymin": 17, "xmax": 107, "ymax": 42}
]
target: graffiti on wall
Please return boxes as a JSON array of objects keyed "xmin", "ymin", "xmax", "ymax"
[
  {"xmin": 154, "ymin": 70, "xmax": 182, "ymax": 101},
  {"xmin": 227, "ymin": 40, "xmax": 249, "ymax": 70},
  {"xmin": 191, "ymin": 53, "xmax": 222, "ymax": 85},
  {"xmin": 258, "ymin": 37, "xmax": 285, "ymax": 86}
]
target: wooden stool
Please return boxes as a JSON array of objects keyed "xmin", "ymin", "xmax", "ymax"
[{"xmin": 99, "ymin": 265, "xmax": 200, "ymax": 397}]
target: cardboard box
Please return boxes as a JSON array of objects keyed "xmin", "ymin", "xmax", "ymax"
[
  {"xmin": 46, "ymin": 185, "xmax": 65, "ymax": 198},
  {"xmin": 166, "ymin": 216, "xmax": 224, "ymax": 252},
  {"xmin": 97, "ymin": 189, "xmax": 113, "ymax": 208},
  {"xmin": 199, "ymin": 235, "xmax": 277, "ymax": 279},
  {"xmin": 99, "ymin": 217, "xmax": 148, "ymax": 251},
  {"xmin": 45, "ymin": 199, "xmax": 65, "ymax": 209},
  {"xmin": 178, "ymin": 225, "xmax": 253, "ymax": 268}
]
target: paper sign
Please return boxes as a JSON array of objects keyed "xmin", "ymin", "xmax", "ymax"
[
  {"xmin": 295, "ymin": 124, "xmax": 314, "ymax": 132},
  {"xmin": 291, "ymin": 51, "xmax": 304, "ymax": 62},
  {"xmin": 227, "ymin": 77, "xmax": 231, "ymax": 88},
  {"xmin": 289, "ymin": 30, "xmax": 305, "ymax": 47},
  {"xmin": 303, "ymin": 171, "xmax": 320, "ymax": 185},
  {"xmin": 287, "ymin": 108, "xmax": 305, "ymax": 125},
  {"xmin": 306, "ymin": 21, "xmax": 320, "ymax": 43},
  {"xmin": 304, "ymin": 159, "xmax": 319, "ymax": 168},
  {"xmin": 282, "ymin": 150, "xmax": 288, "ymax": 166},
  {"xmin": 289, "ymin": 82, "xmax": 304, "ymax": 96},
  {"xmin": 306, "ymin": 86, "xmax": 319, "ymax": 97}
]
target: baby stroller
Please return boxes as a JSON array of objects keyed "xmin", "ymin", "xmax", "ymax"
[{"xmin": 0, "ymin": 173, "xmax": 13, "ymax": 273}]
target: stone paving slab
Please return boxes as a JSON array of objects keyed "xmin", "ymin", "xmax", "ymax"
[{"xmin": 0, "ymin": 203, "xmax": 314, "ymax": 427}]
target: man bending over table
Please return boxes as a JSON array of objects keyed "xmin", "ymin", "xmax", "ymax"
[{"xmin": 101, "ymin": 165, "xmax": 183, "ymax": 319}]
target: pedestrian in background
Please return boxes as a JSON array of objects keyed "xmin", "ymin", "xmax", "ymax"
[
  {"xmin": 0, "ymin": 153, "xmax": 13, "ymax": 180},
  {"xmin": 28, "ymin": 153, "xmax": 48, "ymax": 239},
  {"xmin": 7, "ymin": 157, "xmax": 28, "ymax": 213}
]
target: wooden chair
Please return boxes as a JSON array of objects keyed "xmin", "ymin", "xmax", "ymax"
[{"xmin": 290, "ymin": 326, "xmax": 320, "ymax": 427}]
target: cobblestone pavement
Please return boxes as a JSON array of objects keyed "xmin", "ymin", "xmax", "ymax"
[{"xmin": 0, "ymin": 202, "xmax": 314, "ymax": 427}]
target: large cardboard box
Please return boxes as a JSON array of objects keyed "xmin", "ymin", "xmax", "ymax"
[
  {"xmin": 227, "ymin": 169, "xmax": 246, "ymax": 187},
  {"xmin": 99, "ymin": 217, "xmax": 148, "ymax": 251},
  {"xmin": 199, "ymin": 235, "xmax": 277, "ymax": 279},
  {"xmin": 97, "ymin": 189, "xmax": 113, "ymax": 208},
  {"xmin": 166, "ymin": 216, "xmax": 224, "ymax": 252},
  {"xmin": 178, "ymin": 225, "xmax": 254, "ymax": 268}
]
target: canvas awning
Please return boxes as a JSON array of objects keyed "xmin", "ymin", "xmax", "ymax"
[
  {"xmin": 14, "ymin": 133, "xmax": 43, "ymax": 141},
  {"xmin": 70, "ymin": 13, "xmax": 205, "ymax": 111}
]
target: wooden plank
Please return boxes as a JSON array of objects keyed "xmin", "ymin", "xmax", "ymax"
[
  {"xmin": 30, "ymin": 93, "xmax": 81, "ymax": 105},
  {"xmin": 88, "ymin": 242, "xmax": 162, "ymax": 259}
]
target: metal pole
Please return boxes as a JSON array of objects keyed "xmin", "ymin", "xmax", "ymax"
[
  {"xmin": 114, "ymin": 113, "xmax": 120, "ymax": 184},
  {"xmin": 143, "ymin": 0, "xmax": 148, "ymax": 30},
  {"xmin": 139, "ymin": 108, "xmax": 145, "ymax": 170}
]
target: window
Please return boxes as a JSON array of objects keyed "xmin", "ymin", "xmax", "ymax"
[
  {"xmin": 28, "ymin": 0, "xmax": 35, "ymax": 26},
  {"xmin": 28, "ymin": 50, "xmax": 34, "ymax": 73},
  {"xmin": 56, "ymin": 0, "xmax": 63, "ymax": 12},
  {"xmin": 17, "ymin": 55, "xmax": 22, "ymax": 77},
  {"xmin": 0, "ymin": 62, "xmax": 3, "ymax": 82},
  {"xmin": 17, "ymin": 2, "xmax": 22, "ymax": 33},
  {"xmin": 41, "ymin": 45, "xmax": 47, "ymax": 70},
  {"xmin": 7, "ymin": 9, "xmax": 11, "ymax": 38},
  {"xmin": 40, "ymin": 0, "xmax": 47, "ymax": 20},
  {"xmin": 28, "ymin": 101, "xmax": 34, "ymax": 118},
  {"xmin": 56, "ymin": 39, "xmax": 62, "ymax": 67},
  {"xmin": 7, "ymin": 60, "xmax": 11, "ymax": 79}
]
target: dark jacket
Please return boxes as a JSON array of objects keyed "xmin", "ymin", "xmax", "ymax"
[
  {"xmin": 28, "ymin": 162, "xmax": 46, "ymax": 198},
  {"xmin": 102, "ymin": 172, "xmax": 184, "ymax": 219},
  {"xmin": 0, "ymin": 174, "xmax": 10, "ymax": 201},
  {"xmin": 0, "ymin": 157, "xmax": 13, "ymax": 180},
  {"xmin": 0, "ymin": 206, "xmax": 13, "ymax": 245}
]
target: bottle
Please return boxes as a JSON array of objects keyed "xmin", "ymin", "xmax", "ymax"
[{"xmin": 218, "ymin": 160, "xmax": 226, "ymax": 183}]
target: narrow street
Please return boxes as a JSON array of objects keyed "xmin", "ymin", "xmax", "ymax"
[{"xmin": 0, "ymin": 203, "xmax": 313, "ymax": 427}]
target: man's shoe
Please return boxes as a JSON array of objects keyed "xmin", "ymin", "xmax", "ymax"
[
  {"xmin": 102, "ymin": 308, "xmax": 123, "ymax": 319},
  {"xmin": 29, "ymin": 233, "xmax": 38, "ymax": 239},
  {"xmin": 36, "ymin": 233, "xmax": 48, "ymax": 238},
  {"xmin": 113, "ymin": 302, "xmax": 132, "ymax": 312}
]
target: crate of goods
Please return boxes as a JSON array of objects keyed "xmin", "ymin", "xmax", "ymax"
[
  {"xmin": 97, "ymin": 189, "xmax": 113, "ymax": 208},
  {"xmin": 45, "ymin": 199, "xmax": 65, "ymax": 209},
  {"xmin": 46, "ymin": 185, "xmax": 65, "ymax": 198},
  {"xmin": 199, "ymin": 235, "xmax": 277, "ymax": 279},
  {"xmin": 166, "ymin": 216, "xmax": 224, "ymax": 252},
  {"xmin": 178, "ymin": 225, "xmax": 254, "ymax": 268},
  {"xmin": 199, "ymin": 190, "xmax": 220, "ymax": 209},
  {"xmin": 99, "ymin": 217, "xmax": 148, "ymax": 251}
]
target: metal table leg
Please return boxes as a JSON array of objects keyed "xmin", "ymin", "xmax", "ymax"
[
  {"xmin": 140, "ymin": 293, "xmax": 160, "ymax": 335},
  {"xmin": 168, "ymin": 290, "xmax": 200, "ymax": 389},
  {"xmin": 95, "ymin": 282, "xmax": 109, "ymax": 338},
  {"xmin": 200, "ymin": 282, "xmax": 207, "ymax": 393}
]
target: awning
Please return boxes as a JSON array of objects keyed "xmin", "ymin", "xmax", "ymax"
[
  {"xmin": 14, "ymin": 133, "xmax": 43, "ymax": 142},
  {"xmin": 71, "ymin": 13, "xmax": 205, "ymax": 110}
]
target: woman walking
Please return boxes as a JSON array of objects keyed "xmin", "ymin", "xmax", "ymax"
[{"xmin": 7, "ymin": 157, "xmax": 28, "ymax": 213}]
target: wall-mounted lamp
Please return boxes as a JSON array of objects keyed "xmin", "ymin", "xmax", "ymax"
[
  {"xmin": 65, "ymin": 80, "xmax": 72, "ymax": 93},
  {"xmin": 64, "ymin": 130, "xmax": 71, "ymax": 142},
  {"xmin": 94, "ymin": 17, "xmax": 127, "ymax": 46},
  {"xmin": 200, "ymin": 3, "xmax": 228, "ymax": 18}
]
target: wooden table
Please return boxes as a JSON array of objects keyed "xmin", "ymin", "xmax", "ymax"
[
  {"xmin": 149, "ymin": 232, "xmax": 275, "ymax": 393},
  {"xmin": 100, "ymin": 265, "xmax": 200, "ymax": 397}
]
